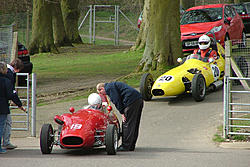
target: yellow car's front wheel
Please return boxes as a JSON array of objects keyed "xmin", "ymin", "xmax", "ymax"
[
  {"xmin": 191, "ymin": 74, "xmax": 206, "ymax": 102},
  {"xmin": 140, "ymin": 73, "xmax": 154, "ymax": 101}
]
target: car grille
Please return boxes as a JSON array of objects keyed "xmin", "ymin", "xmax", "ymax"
[
  {"xmin": 152, "ymin": 89, "xmax": 165, "ymax": 96},
  {"xmin": 182, "ymin": 38, "xmax": 199, "ymax": 50},
  {"xmin": 62, "ymin": 136, "xmax": 83, "ymax": 145}
]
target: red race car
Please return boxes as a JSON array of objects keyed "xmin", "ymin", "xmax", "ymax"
[{"xmin": 39, "ymin": 94, "xmax": 121, "ymax": 155}]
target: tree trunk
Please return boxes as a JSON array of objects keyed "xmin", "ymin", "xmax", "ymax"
[
  {"xmin": 131, "ymin": 0, "xmax": 150, "ymax": 51},
  {"xmin": 61, "ymin": 0, "xmax": 82, "ymax": 43},
  {"xmin": 29, "ymin": 0, "xmax": 57, "ymax": 55},
  {"xmin": 52, "ymin": 0, "xmax": 72, "ymax": 47},
  {"xmin": 137, "ymin": 0, "xmax": 182, "ymax": 72}
]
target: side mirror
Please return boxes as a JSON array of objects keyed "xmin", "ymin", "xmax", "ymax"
[
  {"xmin": 69, "ymin": 107, "xmax": 75, "ymax": 113},
  {"xmin": 177, "ymin": 58, "xmax": 182, "ymax": 63},
  {"xmin": 107, "ymin": 106, "xmax": 112, "ymax": 112},
  {"xmin": 225, "ymin": 17, "xmax": 232, "ymax": 25},
  {"xmin": 54, "ymin": 115, "xmax": 64, "ymax": 125}
]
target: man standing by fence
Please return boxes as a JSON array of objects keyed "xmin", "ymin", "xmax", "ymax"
[{"xmin": 2, "ymin": 58, "xmax": 26, "ymax": 149}]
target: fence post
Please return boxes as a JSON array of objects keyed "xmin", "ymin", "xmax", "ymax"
[
  {"xmin": 26, "ymin": 10, "xmax": 30, "ymax": 47},
  {"xmin": 31, "ymin": 73, "xmax": 37, "ymax": 137},
  {"xmin": 223, "ymin": 40, "xmax": 232, "ymax": 138},
  {"xmin": 89, "ymin": 5, "xmax": 92, "ymax": 43},
  {"xmin": 10, "ymin": 31, "xmax": 18, "ymax": 62}
]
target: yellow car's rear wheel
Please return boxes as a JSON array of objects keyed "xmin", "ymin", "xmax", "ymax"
[{"xmin": 140, "ymin": 73, "xmax": 154, "ymax": 101}]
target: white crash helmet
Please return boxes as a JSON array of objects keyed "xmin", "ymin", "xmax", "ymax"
[
  {"xmin": 88, "ymin": 93, "xmax": 102, "ymax": 105},
  {"xmin": 198, "ymin": 35, "xmax": 211, "ymax": 50}
]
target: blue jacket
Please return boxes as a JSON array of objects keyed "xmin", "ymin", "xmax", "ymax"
[
  {"xmin": 5, "ymin": 67, "xmax": 22, "ymax": 107},
  {"xmin": 104, "ymin": 82, "xmax": 142, "ymax": 114},
  {"xmin": 0, "ymin": 74, "xmax": 21, "ymax": 115}
]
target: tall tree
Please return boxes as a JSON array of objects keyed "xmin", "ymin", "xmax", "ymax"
[
  {"xmin": 61, "ymin": 0, "xmax": 82, "ymax": 43},
  {"xmin": 52, "ymin": 0, "xmax": 72, "ymax": 47},
  {"xmin": 29, "ymin": 0, "xmax": 57, "ymax": 55},
  {"xmin": 136, "ymin": 0, "xmax": 182, "ymax": 72}
]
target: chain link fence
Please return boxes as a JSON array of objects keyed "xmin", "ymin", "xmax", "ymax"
[
  {"xmin": 0, "ymin": 12, "xmax": 31, "ymax": 47},
  {"xmin": 0, "ymin": 25, "xmax": 13, "ymax": 64},
  {"xmin": 78, "ymin": 5, "xmax": 139, "ymax": 45}
]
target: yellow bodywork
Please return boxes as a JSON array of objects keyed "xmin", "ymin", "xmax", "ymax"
[{"xmin": 151, "ymin": 45, "xmax": 225, "ymax": 97}]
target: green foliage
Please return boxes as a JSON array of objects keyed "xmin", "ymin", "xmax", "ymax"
[
  {"xmin": 231, "ymin": 135, "xmax": 247, "ymax": 141},
  {"xmin": 213, "ymin": 125, "xmax": 225, "ymax": 142},
  {"xmin": 213, "ymin": 134, "xmax": 225, "ymax": 142}
]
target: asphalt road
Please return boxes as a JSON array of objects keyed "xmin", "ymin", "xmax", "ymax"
[{"xmin": 1, "ymin": 89, "xmax": 250, "ymax": 167}]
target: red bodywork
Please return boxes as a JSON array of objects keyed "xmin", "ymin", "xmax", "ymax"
[
  {"xmin": 55, "ymin": 95, "xmax": 120, "ymax": 149},
  {"xmin": 181, "ymin": 4, "xmax": 244, "ymax": 53}
]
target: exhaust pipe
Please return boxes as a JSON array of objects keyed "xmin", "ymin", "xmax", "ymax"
[{"xmin": 211, "ymin": 80, "xmax": 223, "ymax": 91}]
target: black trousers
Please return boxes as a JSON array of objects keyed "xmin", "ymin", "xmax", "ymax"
[{"xmin": 122, "ymin": 98, "xmax": 144, "ymax": 149}]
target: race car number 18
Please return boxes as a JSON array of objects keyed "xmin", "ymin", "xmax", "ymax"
[
  {"xmin": 70, "ymin": 124, "xmax": 82, "ymax": 130},
  {"xmin": 210, "ymin": 64, "xmax": 220, "ymax": 81}
]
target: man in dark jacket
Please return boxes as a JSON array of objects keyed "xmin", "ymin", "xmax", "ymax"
[
  {"xmin": 97, "ymin": 82, "xmax": 144, "ymax": 151},
  {"xmin": 2, "ymin": 59, "xmax": 25, "ymax": 149},
  {"xmin": 0, "ymin": 62, "xmax": 24, "ymax": 153}
]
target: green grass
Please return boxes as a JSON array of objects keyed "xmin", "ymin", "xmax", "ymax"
[
  {"xmin": 31, "ymin": 45, "xmax": 143, "ymax": 85},
  {"xmin": 214, "ymin": 115, "xmax": 250, "ymax": 142},
  {"xmin": 213, "ymin": 125, "xmax": 225, "ymax": 142}
]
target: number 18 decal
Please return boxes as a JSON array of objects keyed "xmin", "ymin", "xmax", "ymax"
[
  {"xmin": 70, "ymin": 124, "xmax": 82, "ymax": 130},
  {"xmin": 210, "ymin": 64, "xmax": 220, "ymax": 81}
]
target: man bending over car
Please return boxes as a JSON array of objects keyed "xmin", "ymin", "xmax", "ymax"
[{"xmin": 97, "ymin": 82, "xmax": 144, "ymax": 152}]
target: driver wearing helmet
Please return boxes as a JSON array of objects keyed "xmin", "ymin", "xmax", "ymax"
[
  {"xmin": 193, "ymin": 34, "xmax": 218, "ymax": 62},
  {"xmin": 86, "ymin": 93, "xmax": 103, "ymax": 110}
]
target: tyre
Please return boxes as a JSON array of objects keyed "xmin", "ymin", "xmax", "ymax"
[
  {"xmin": 192, "ymin": 74, "xmax": 206, "ymax": 102},
  {"xmin": 140, "ymin": 73, "xmax": 154, "ymax": 101},
  {"xmin": 239, "ymin": 31, "xmax": 247, "ymax": 48},
  {"xmin": 105, "ymin": 124, "xmax": 118, "ymax": 155},
  {"xmin": 225, "ymin": 34, "xmax": 230, "ymax": 42},
  {"xmin": 40, "ymin": 124, "xmax": 54, "ymax": 154},
  {"xmin": 233, "ymin": 56, "xmax": 249, "ymax": 85}
]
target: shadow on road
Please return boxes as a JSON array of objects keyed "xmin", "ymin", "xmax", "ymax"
[
  {"xmin": 0, "ymin": 147, "xmax": 222, "ymax": 159},
  {"xmin": 150, "ymin": 88, "xmax": 223, "ymax": 106}
]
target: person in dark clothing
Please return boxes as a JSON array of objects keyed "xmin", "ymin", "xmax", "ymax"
[
  {"xmin": 2, "ymin": 59, "xmax": 25, "ymax": 150},
  {"xmin": 97, "ymin": 82, "xmax": 144, "ymax": 151},
  {"xmin": 0, "ymin": 62, "xmax": 24, "ymax": 153}
]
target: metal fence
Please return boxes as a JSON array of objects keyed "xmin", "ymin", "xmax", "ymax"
[
  {"xmin": 0, "ymin": 25, "xmax": 13, "ymax": 63},
  {"xmin": 0, "ymin": 12, "xmax": 31, "ymax": 47},
  {"xmin": 224, "ymin": 40, "xmax": 250, "ymax": 138},
  {"xmin": 78, "ymin": 5, "xmax": 139, "ymax": 45},
  {"xmin": 10, "ymin": 73, "xmax": 37, "ymax": 137}
]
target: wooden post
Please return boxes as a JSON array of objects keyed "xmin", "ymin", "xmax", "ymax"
[
  {"xmin": 26, "ymin": 10, "xmax": 30, "ymax": 47},
  {"xmin": 10, "ymin": 32, "xmax": 18, "ymax": 62},
  {"xmin": 224, "ymin": 40, "xmax": 232, "ymax": 138}
]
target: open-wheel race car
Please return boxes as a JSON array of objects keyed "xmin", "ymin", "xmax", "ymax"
[
  {"xmin": 40, "ymin": 94, "xmax": 121, "ymax": 155},
  {"xmin": 140, "ymin": 39, "xmax": 226, "ymax": 102}
]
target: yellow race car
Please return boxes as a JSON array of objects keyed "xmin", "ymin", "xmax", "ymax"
[{"xmin": 140, "ymin": 42, "xmax": 225, "ymax": 102}]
